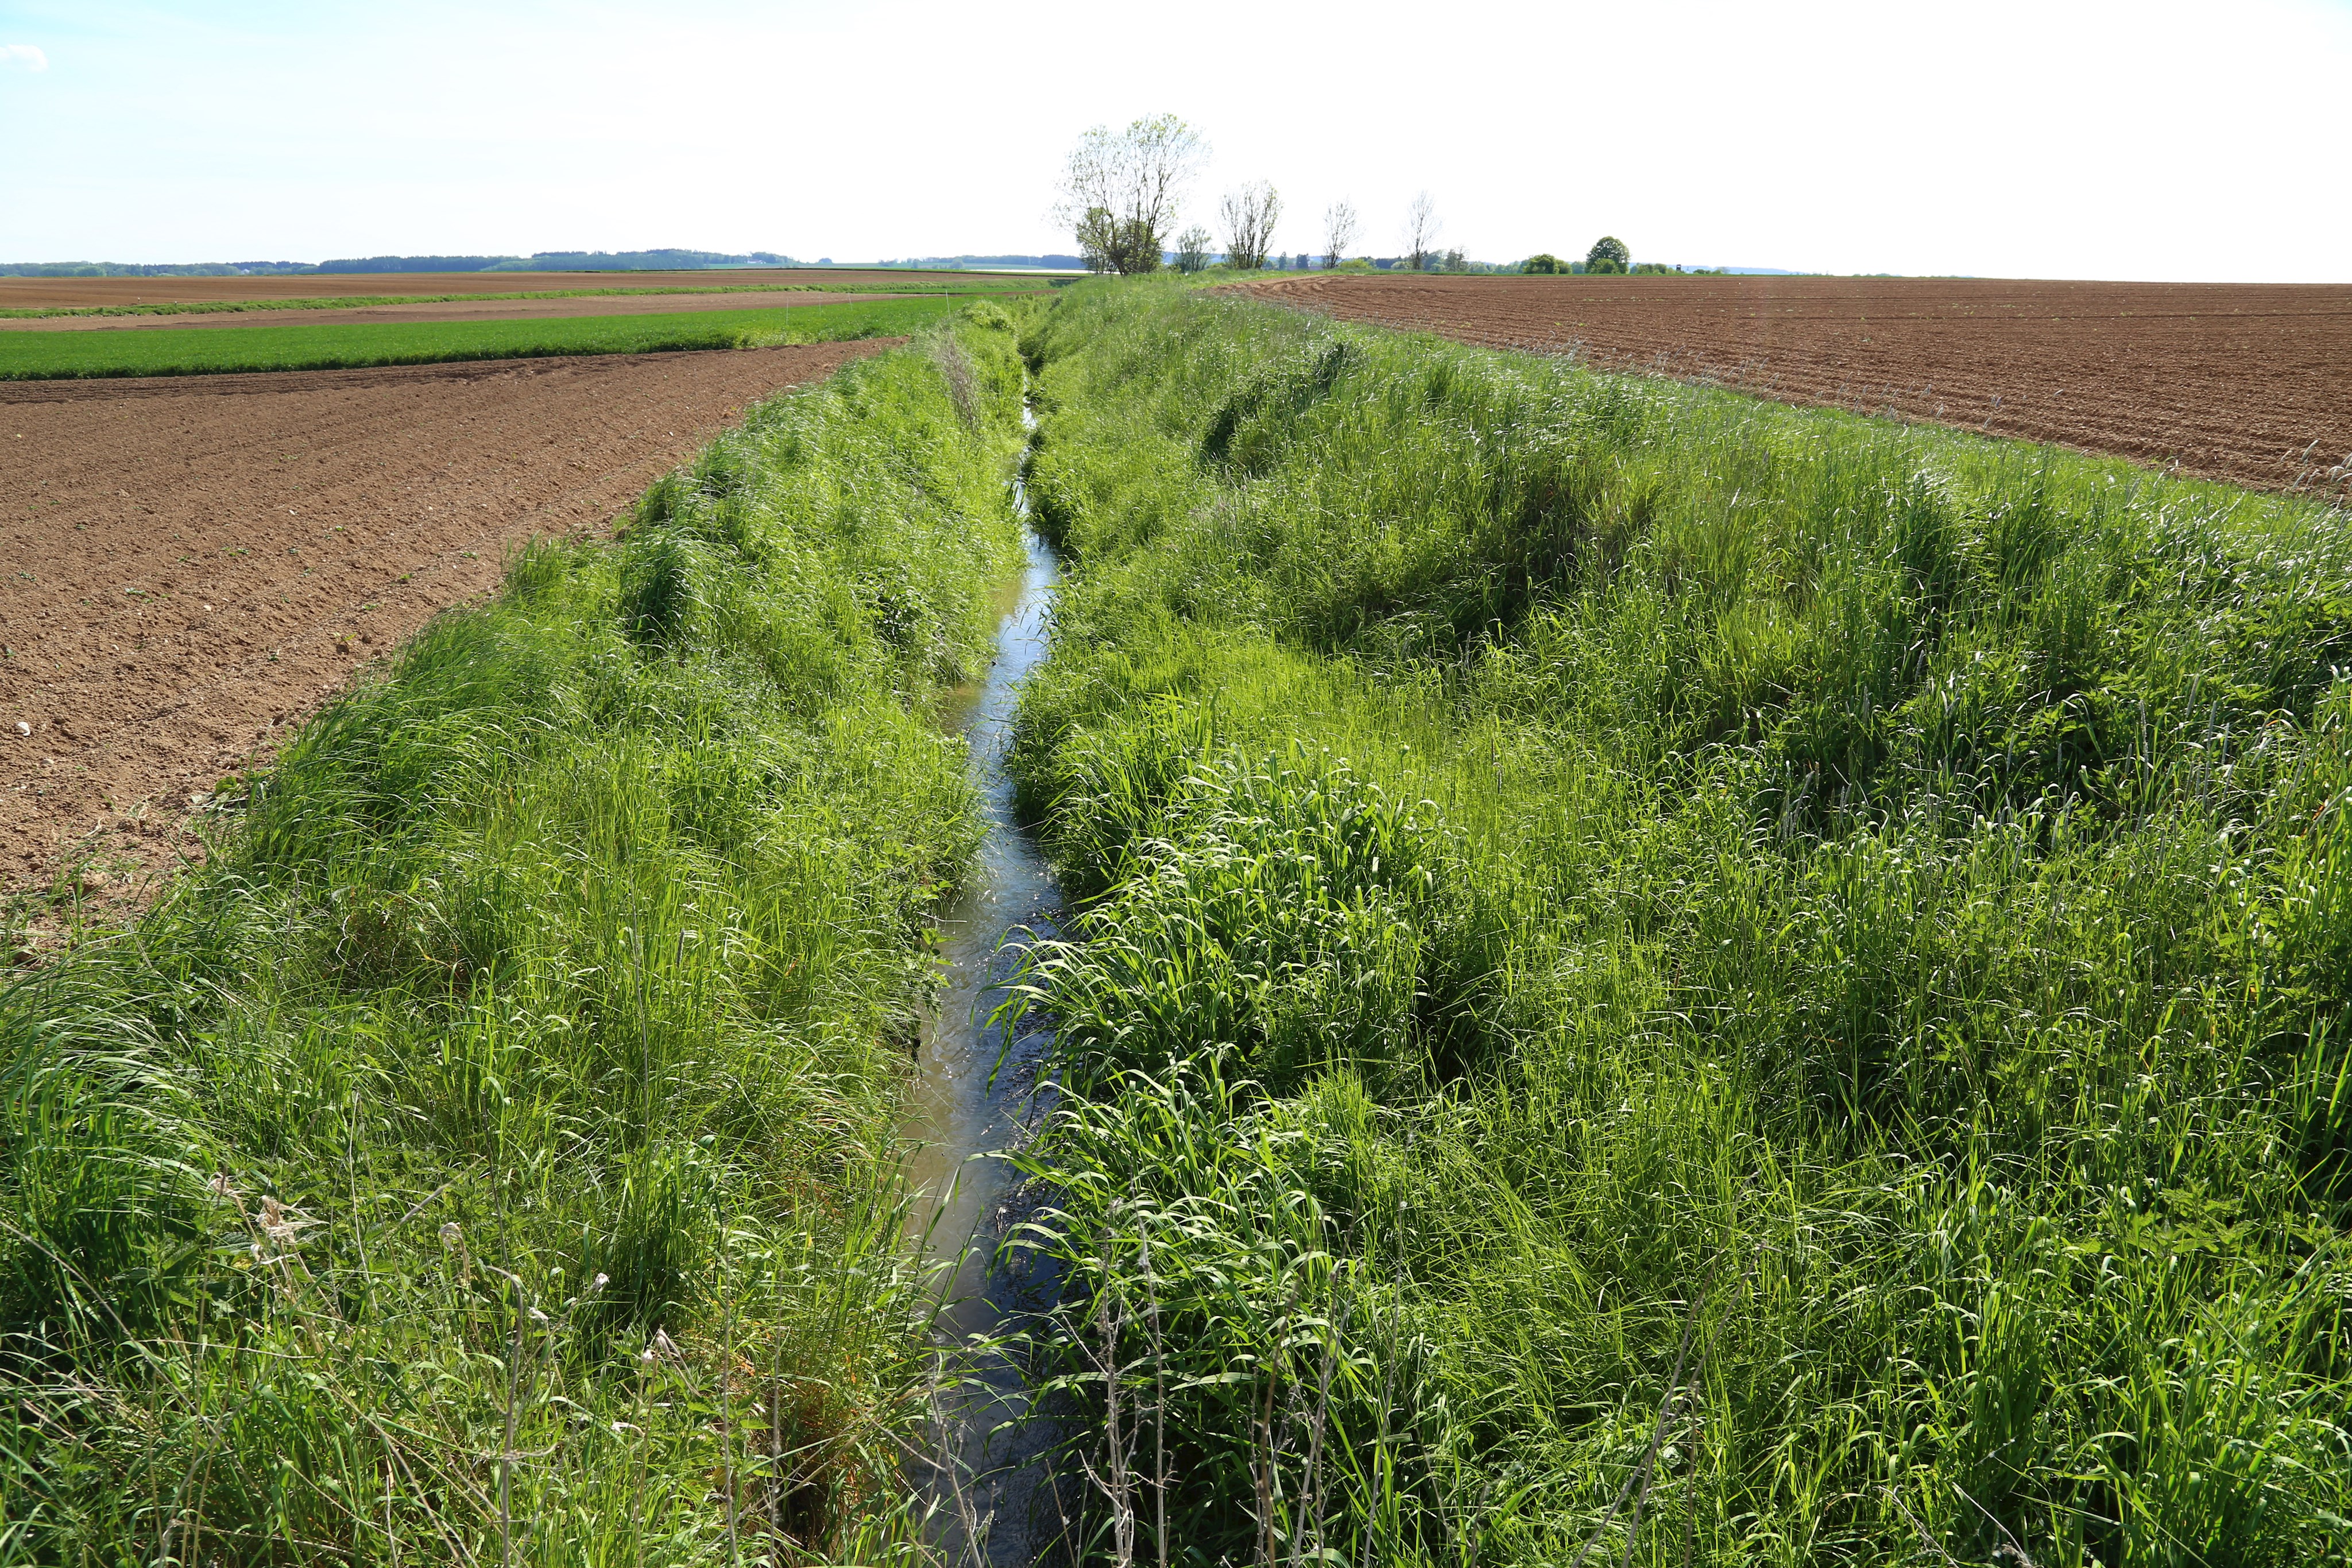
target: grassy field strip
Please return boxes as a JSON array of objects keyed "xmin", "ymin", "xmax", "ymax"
[
  {"xmin": 0, "ymin": 274, "xmax": 1054, "ymax": 322},
  {"xmin": 0, "ymin": 305, "xmax": 1034, "ymax": 1557},
  {"xmin": 1001, "ymin": 280, "xmax": 2352, "ymax": 1565},
  {"xmin": 0, "ymin": 295, "xmax": 1030, "ymax": 380}
]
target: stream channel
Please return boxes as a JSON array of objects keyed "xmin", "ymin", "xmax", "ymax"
[{"xmin": 901, "ymin": 401, "xmax": 1070, "ymax": 1565}]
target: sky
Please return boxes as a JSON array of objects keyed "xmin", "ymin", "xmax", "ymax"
[{"xmin": 2, "ymin": 0, "xmax": 2347, "ymax": 282}]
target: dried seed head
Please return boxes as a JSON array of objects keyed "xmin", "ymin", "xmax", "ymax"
[
  {"xmin": 258, "ymin": 1195, "xmax": 301, "ymax": 1244},
  {"xmin": 438, "ymin": 1222, "xmax": 463, "ymax": 1249}
]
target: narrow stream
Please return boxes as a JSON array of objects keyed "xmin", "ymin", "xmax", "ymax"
[{"xmin": 902, "ymin": 403, "xmax": 1067, "ymax": 1565}]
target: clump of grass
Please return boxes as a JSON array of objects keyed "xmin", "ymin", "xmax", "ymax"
[
  {"xmin": 0, "ymin": 306, "xmax": 1034, "ymax": 1557},
  {"xmin": 1005, "ymin": 279, "xmax": 2352, "ymax": 1565}
]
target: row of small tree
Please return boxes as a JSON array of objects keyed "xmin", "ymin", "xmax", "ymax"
[
  {"xmin": 1523, "ymin": 237, "xmax": 1641, "ymax": 275},
  {"xmin": 1055, "ymin": 115, "xmax": 1456, "ymax": 276},
  {"xmin": 1054, "ymin": 115, "xmax": 1679, "ymax": 279}
]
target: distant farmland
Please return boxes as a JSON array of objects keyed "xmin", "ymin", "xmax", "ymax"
[
  {"xmin": 0, "ymin": 296, "xmax": 970, "ymax": 380},
  {"xmin": 1240, "ymin": 273, "xmax": 2352, "ymax": 496},
  {"xmin": 0, "ymin": 265, "xmax": 1059, "ymax": 313}
]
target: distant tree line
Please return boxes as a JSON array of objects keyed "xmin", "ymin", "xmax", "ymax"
[
  {"xmin": 874, "ymin": 254, "xmax": 1091, "ymax": 270},
  {"xmin": 1518, "ymin": 237, "xmax": 1705, "ymax": 276},
  {"xmin": 1056, "ymin": 119, "xmax": 1520, "ymax": 278},
  {"xmin": 1047, "ymin": 119, "xmax": 1754, "ymax": 281},
  {"xmin": 0, "ymin": 249, "xmax": 809, "ymax": 278},
  {"xmin": 0, "ymin": 260, "xmax": 318, "ymax": 278},
  {"xmin": 314, "ymin": 250, "xmax": 804, "ymax": 274}
]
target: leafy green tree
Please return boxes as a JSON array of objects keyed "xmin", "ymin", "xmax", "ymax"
[
  {"xmin": 1055, "ymin": 114, "xmax": 1208, "ymax": 275},
  {"xmin": 1522, "ymin": 253, "xmax": 1567, "ymax": 274},
  {"xmin": 1585, "ymin": 234, "xmax": 1630, "ymax": 274},
  {"xmin": 1173, "ymin": 226, "xmax": 1214, "ymax": 274},
  {"xmin": 1218, "ymin": 181, "xmax": 1281, "ymax": 271}
]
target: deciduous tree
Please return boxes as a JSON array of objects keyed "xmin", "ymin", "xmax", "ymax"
[
  {"xmin": 1321, "ymin": 200, "xmax": 1359, "ymax": 270},
  {"xmin": 1403, "ymin": 192, "xmax": 1441, "ymax": 272},
  {"xmin": 1218, "ymin": 181, "xmax": 1282, "ymax": 272},
  {"xmin": 1585, "ymin": 235, "xmax": 1630, "ymax": 274},
  {"xmin": 1055, "ymin": 114, "xmax": 1208, "ymax": 275},
  {"xmin": 1173, "ymin": 226, "xmax": 1214, "ymax": 275}
]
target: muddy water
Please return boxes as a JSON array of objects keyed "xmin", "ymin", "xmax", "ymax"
[{"xmin": 902, "ymin": 406, "xmax": 1069, "ymax": 1564}]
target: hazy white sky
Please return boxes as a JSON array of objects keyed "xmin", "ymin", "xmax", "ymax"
[{"xmin": 2, "ymin": 0, "xmax": 2347, "ymax": 281}]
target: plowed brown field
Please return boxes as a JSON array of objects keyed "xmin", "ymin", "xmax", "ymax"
[
  {"xmin": 1, "ymin": 340, "xmax": 888, "ymax": 924},
  {"xmin": 1239, "ymin": 275, "xmax": 2352, "ymax": 497}
]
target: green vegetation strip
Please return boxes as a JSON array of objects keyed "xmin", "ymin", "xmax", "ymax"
[
  {"xmin": 0, "ymin": 296, "xmax": 1017, "ymax": 380},
  {"xmin": 0, "ymin": 274, "xmax": 1051, "ymax": 321},
  {"xmin": 1005, "ymin": 280, "xmax": 2352, "ymax": 1563},
  {"xmin": 0, "ymin": 307, "xmax": 1032, "ymax": 1556}
]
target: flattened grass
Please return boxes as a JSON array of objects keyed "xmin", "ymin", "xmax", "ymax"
[
  {"xmin": 0, "ymin": 295, "xmax": 1013, "ymax": 380},
  {"xmin": 1005, "ymin": 280, "xmax": 2352, "ymax": 1566},
  {"xmin": 0, "ymin": 308, "xmax": 1033, "ymax": 1557}
]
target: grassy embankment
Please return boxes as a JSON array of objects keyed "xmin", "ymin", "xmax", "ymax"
[
  {"xmin": 1003, "ymin": 280, "xmax": 2352, "ymax": 1565},
  {"xmin": 0, "ymin": 307, "xmax": 1032, "ymax": 1557},
  {"xmin": 0, "ymin": 274, "xmax": 1054, "ymax": 322},
  {"xmin": 0, "ymin": 296, "xmax": 1027, "ymax": 381}
]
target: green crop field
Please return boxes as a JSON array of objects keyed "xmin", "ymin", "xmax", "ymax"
[
  {"xmin": 999, "ymin": 280, "xmax": 2352, "ymax": 1566},
  {"xmin": 0, "ymin": 295, "xmax": 1030, "ymax": 380},
  {"xmin": 0, "ymin": 272, "xmax": 1059, "ymax": 322}
]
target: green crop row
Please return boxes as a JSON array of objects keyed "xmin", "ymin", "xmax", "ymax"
[
  {"xmin": 1001, "ymin": 280, "xmax": 2352, "ymax": 1565},
  {"xmin": 0, "ymin": 273, "xmax": 1053, "ymax": 322},
  {"xmin": 0, "ymin": 296, "xmax": 1017, "ymax": 380},
  {"xmin": 0, "ymin": 307, "xmax": 1033, "ymax": 1558}
]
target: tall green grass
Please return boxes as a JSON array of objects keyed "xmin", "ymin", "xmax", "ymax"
[
  {"xmin": 0, "ymin": 296, "xmax": 1000, "ymax": 380},
  {"xmin": 1003, "ymin": 280, "xmax": 2352, "ymax": 1565},
  {"xmin": 0, "ymin": 307, "xmax": 1033, "ymax": 1558}
]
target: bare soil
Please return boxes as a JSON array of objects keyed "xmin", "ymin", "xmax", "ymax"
[
  {"xmin": 0, "ymin": 339, "xmax": 890, "ymax": 928},
  {"xmin": 0, "ymin": 269, "xmax": 1011, "ymax": 311},
  {"xmin": 0, "ymin": 289, "xmax": 907, "ymax": 333},
  {"xmin": 1238, "ymin": 275, "xmax": 2352, "ymax": 497}
]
